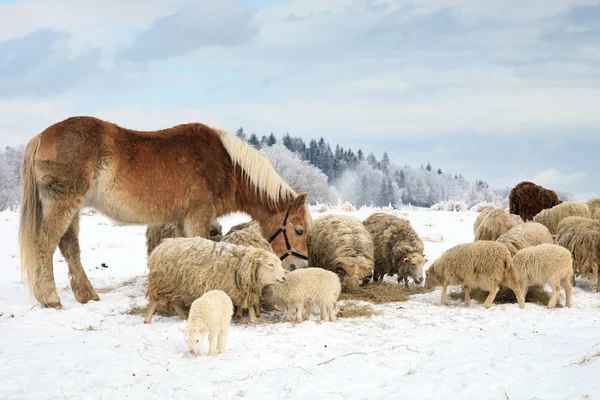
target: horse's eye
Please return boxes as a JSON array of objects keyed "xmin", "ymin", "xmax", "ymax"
[{"xmin": 294, "ymin": 228, "xmax": 304, "ymax": 236}]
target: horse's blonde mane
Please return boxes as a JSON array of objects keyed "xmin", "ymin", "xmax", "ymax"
[{"xmin": 217, "ymin": 129, "xmax": 296, "ymax": 207}]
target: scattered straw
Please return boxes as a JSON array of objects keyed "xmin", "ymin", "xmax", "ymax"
[
  {"xmin": 449, "ymin": 284, "xmax": 562, "ymax": 308},
  {"xmin": 339, "ymin": 281, "xmax": 432, "ymax": 304},
  {"xmin": 337, "ymin": 301, "xmax": 381, "ymax": 319},
  {"xmin": 97, "ymin": 275, "xmax": 146, "ymax": 294}
]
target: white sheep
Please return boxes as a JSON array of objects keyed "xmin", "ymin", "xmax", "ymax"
[
  {"xmin": 512, "ymin": 244, "xmax": 573, "ymax": 309},
  {"xmin": 262, "ymin": 268, "xmax": 341, "ymax": 323},
  {"xmin": 179, "ymin": 290, "xmax": 233, "ymax": 356}
]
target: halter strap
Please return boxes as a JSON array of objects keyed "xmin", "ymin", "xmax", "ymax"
[{"xmin": 267, "ymin": 204, "xmax": 309, "ymax": 261}]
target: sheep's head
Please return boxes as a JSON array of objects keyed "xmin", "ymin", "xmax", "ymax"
[
  {"xmin": 393, "ymin": 249, "xmax": 426, "ymax": 285},
  {"xmin": 179, "ymin": 323, "xmax": 208, "ymax": 356},
  {"xmin": 424, "ymin": 263, "xmax": 440, "ymax": 290},
  {"xmin": 334, "ymin": 256, "xmax": 374, "ymax": 288},
  {"xmin": 256, "ymin": 250, "xmax": 287, "ymax": 285}
]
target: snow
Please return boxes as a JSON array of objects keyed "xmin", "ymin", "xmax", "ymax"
[{"xmin": 1, "ymin": 206, "xmax": 600, "ymax": 399}]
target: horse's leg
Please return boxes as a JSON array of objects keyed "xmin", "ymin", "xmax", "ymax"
[
  {"xmin": 35, "ymin": 198, "xmax": 83, "ymax": 308},
  {"xmin": 182, "ymin": 205, "xmax": 215, "ymax": 238},
  {"xmin": 58, "ymin": 213, "xmax": 99, "ymax": 304}
]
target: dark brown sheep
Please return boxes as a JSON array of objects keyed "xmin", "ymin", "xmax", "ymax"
[{"xmin": 508, "ymin": 181, "xmax": 562, "ymax": 221}]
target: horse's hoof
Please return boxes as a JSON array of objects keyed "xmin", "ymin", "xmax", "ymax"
[{"xmin": 45, "ymin": 302, "xmax": 63, "ymax": 309}]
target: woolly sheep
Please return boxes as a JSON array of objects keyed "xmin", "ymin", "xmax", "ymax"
[
  {"xmin": 512, "ymin": 244, "xmax": 573, "ymax": 309},
  {"xmin": 509, "ymin": 181, "xmax": 562, "ymax": 221},
  {"xmin": 227, "ymin": 221, "xmax": 259, "ymax": 235},
  {"xmin": 593, "ymin": 209, "xmax": 600, "ymax": 222},
  {"xmin": 178, "ymin": 290, "xmax": 233, "ymax": 356},
  {"xmin": 555, "ymin": 217, "xmax": 600, "ymax": 291},
  {"xmin": 587, "ymin": 198, "xmax": 600, "ymax": 217},
  {"xmin": 475, "ymin": 208, "xmax": 523, "ymax": 241},
  {"xmin": 145, "ymin": 220, "xmax": 223, "ymax": 256},
  {"xmin": 424, "ymin": 241, "xmax": 525, "ymax": 309},
  {"xmin": 473, "ymin": 208, "xmax": 496, "ymax": 236},
  {"xmin": 362, "ymin": 212, "xmax": 426, "ymax": 287},
  {"xmin": 262, "ymin": 268, "xmax": 341, "ymax": 323},
  {"xmin": 307, "ymin": 214, "xmax": 374, "ymax": 289},
  {"xmin": 532, "ymin": 201, "xmax": 591, "ymax": 234},
  {"xmin": 495, "ymin": 222, "xmax": 554, "ymax": 256},
  {"xmin": 144, "ymin": 237, "xmax": 286, "ymax": 324}
]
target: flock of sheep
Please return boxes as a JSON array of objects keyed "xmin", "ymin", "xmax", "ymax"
[{"xmin": 140, "ymin": 180, "xmax": 600, "ymax": 357}]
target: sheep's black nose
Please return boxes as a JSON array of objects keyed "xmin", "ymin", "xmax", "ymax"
[{"xmin": 289, "ymin": 264, "xmax": 296, "ymax": 271}]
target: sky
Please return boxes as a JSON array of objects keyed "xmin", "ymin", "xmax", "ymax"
[{"xmin": 0, "ymin": 0, "xmax": 599, "ymax": 199}]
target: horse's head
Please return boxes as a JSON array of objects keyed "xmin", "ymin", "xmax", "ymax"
[{"xmin": 267, "ymin": 192, "xmax": 313, "ymax": 271}]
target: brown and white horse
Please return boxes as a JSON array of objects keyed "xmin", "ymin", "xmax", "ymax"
[{"xmin": 19, "ymin": 116, "xmax": 312, "ymax": 308}]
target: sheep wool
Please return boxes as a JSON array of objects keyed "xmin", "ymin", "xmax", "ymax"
[
  {"xmin": 424, "ymin": 241, "xmax": 525, "ymax": 309},
  {"xmin": 532, "ymin": 201, "xmax": 591, "ymax": 234},
  {"xmin": 587, "ymin": 198, "xmax": 600, "ymax": 217},
  {"xmin": 179, "ymin": 290, "xmax": 233, "ymax": 356},
  {"xmin": 473, "ymin": 208, "xmax": 497, "ymax": 236},
  {"xmin": 307, "ymin": 214, "xmax": 374, "ymax": 290},
  {"xmin": 475, "ymin": 208, "xmax": 523, "ymax": 241},
  {"xmin": 496, "ymin": 221, "xmax": 554, "ymax": 256},
  {"xmin": 144, "ymin": 237, "xmax": 286, "ymax": 324},
  {"xmin": 512, "ymin": 244, "xmax": 573, "ymax": 309},
  {"xmin": 362, "ymin": 212, "xmax": 426, "ymax": 287},
  {"xmin": 145, "ymin": 220, "xmax": 223, "ymax": 256},
  {"xmin": 263, "ymin": 268, "xmax": 341, "ymax": 323}
]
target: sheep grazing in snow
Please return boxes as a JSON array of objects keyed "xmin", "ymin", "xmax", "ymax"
[
  {"xmin": 496, "ymin": 222, "xmax": 554, "ymax": 256},
  {"xmin": 145, "ymin": 220, "xmax": 223, "ymax": 256},
  {"xmin": 532, "ymin": 201, "xmax": 591, "ymax": 235},
  {"xmin": 512, "ymin": 244, "xmax": 573, "ymax": 309},
  {"xmin": 508, "ymin": 181, "xmax": 562, "ymax": 221},
  {"xmin": 307, "ymin": 214, "xmax": 374, "ymax": 289},
  {"xmin": 587, "ymin": 198, "xmax": 600, "ymax": 217},
  {"xmin": 592, "ymin": 209, "xmax": 600, "ymax": 222},
  {"xmin": 262, "ymin": 268, "xmax": 341, "ymax": 323},
  {"xmin": 362, "ymin": 212, "xmax": 426, "ymax": 287},
  {"xmin": 474, "ymin": 208, "xmax": 523, "ymax": 241},
  {"xmin": 144, "ymin": 237, "xmax": 286, "ymax": 324},
  {"xmin": 179, "ymin": 290, "xmax": 233, "ymax": 356},
  {"xmin": 424, "ymin": 241, "xmax": 525, "ymax": 309},
  {"xmin": 555, "ymin": 217, "xmax": 600, "ymax": 291},
  {"xmin": 226, "ymin": 221, "xmax": 259, "ymax": 235},
  {"xmin": 473, "ymin": 208, "xmax": 497, "ymax": 236}
]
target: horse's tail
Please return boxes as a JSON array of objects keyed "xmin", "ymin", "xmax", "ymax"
[{"xmin": 19, "ymin": 134, "xmax": 43, "ymax": 291}]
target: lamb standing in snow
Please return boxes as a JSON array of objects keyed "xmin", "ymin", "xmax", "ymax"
[
  {"xmin": 475, "ymin": 208, "xmax": 523, "ymax": 241},
  {"xmin": 144, "ymin": 237, "xmax": 286, "ymax": 324},
  {"xmin": 362, "ymin": 212, "xmax": 426, "ymax": 287},
  {"xmin": 532, "ymin": 201, "xmax": 591, "ymax": 235},
  {"xmin": 179, "ymin": 290, "xmax": 233, "ymax": 356},
  {"xmin": 424, "ymin": 241, "xmax": 525, "ymax": 309},
  {"xmin": 145, "ymin": 220, "xmax": 223, "ymax": 256},
  {"xmin": 307, "ymin": 214, "xmax": 374, "ymax": 289},
  {"xmin": 262, "ymin": 268, "xmax": 341, "ymax": 323},
  {"xmin": 512, "ymin": 244, "xmax": 573, "ymax": 309},
  {"xmin": 496, "ymin": 222, "xmax": 554, "ymax": 256},
  {"xmin": 555, "ymin": 217, "xmax": 600, "ymax": 290}
]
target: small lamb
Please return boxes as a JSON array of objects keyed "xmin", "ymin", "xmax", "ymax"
[
  {"xmin": 179, "ymin": 290, "xmax": 234, "ymax": 356},
  {"xmin": 512, "ymin": 244, "xmax": 573, "ymax": 309},
  {"xmin": 263, "ymin": 268, "xmax": 342, "ymax": 323}
]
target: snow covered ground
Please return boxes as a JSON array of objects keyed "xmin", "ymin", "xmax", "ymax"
[{"xmin": 1, "ymin": 205, "xmax": 600, "ymax": 400}]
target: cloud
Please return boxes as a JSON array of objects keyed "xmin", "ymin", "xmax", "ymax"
[
  {"xmin": 0, "ymin": 29, "xmax": 102, "ymax": 97},
  {"xmin": 530, "ymin": 168, "xmax": 589, "ymax": 186},
  {"xmin": 118, "ymin": 0, "xmax": 257, "ymax": 63}
]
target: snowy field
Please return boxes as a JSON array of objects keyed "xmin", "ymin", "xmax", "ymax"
[{"xmin": 1, "ymin": 205, "xmax": 600, "ymax": 400}]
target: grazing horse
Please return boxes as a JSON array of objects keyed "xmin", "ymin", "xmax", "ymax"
[{"xmin": 19, "ymin": 116, "xmax": 313, "ymax": 309}]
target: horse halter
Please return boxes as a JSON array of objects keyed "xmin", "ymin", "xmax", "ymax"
[{"xmin": 267, "ymin": 205, "xmax": 309, "ymax": 261}]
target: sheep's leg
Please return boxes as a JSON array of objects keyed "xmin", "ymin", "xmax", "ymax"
[
  {"xmin": 283, "ymin": 304, "xmax": 294, "ymax": 323},
  {"xmin": 248, "ymin": 304, "xmax": 260, "ymax": 324},
  {"xmin": 521, "ymin": 284, "xmax": 529, "ymax": 301},
  {"xmin": 593, "ymin": 265, "xmax": 599, "ymax": 292},
  {"xmin": 440, "ymin": 285, "xmax": 448, "ymax": 305},
  {"xmin": 235, "ymin": 306, "xmax": 244, "ymax": 320},
  {"xmin": 143, "ymin": 300, "xmax": 158, "ymax": 324},
  {"xmin": 404, "ymin": 276, "xmax": 409, "ymax": 289},
  {"xmin": 463, "ymin": 285, "xmax": 471, "ymax": 307},
  {"xmin": 562, "ymin": 278, "xmax": 573, "ymax": 308},
  {"xmin": 483, "ymin": 285, "xmax": 500, "ymax": 309},
  {"xmin": 504, "ymin": 280, "xmax": 525, "ymax": 309},
  {"xmin": 295, "ymin": 302, "xmax": 304, "ymax": 324},
  {"xmin": 208, "ymin": 329, "xmax": 218, "ymax": 356},
  {"xmin": 327, "ymin": 301, "xmax": 337, "ymax": 322},
  {"xmin": 320, "ymin": 303, "xmax": 327, "ymax": 321},
  {"xmin": 253, "ymin": 303, "xmax": 261, "ymax": 318},
  {"xmin": 303, "ymin": 299, "xmax": 312, "ymax": 320},
  {"xmin": 218, "ymin": 325, "xmax": 229, "ymax": 354},
  {"xmin": 172, "ymin": 303, "xmax": 188, "ymax": 320},
  {"xmin": 548, "ymin": 284, "xmax": 561, "ymax": 309}
]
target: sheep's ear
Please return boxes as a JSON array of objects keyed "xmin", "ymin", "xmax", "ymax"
[
  {"xmin": 402, "ymin": 257, "xmax": 410, "ymax": 263},
  {"xmin": 293, "ymin": 192, "xmax": 308, "ymax": 209},
  {"xmin": 424, "ymin": 258, "xmax": 429, "ymax": 263},
  {"xmin": 178, "ymin": 324, "xmax": 186, "ymax": 333},
  {"xmin": 199, "ymin": 326, "xmax": 208, "ymax": 334}
]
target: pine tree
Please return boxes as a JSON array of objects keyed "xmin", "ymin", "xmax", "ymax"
[
  {"xmin": 282, "ymin": 134, "xmax": 293, "ymax": 151},
  {"xmin": 248, "ymin": 133, "xmax": 260, "ymax": 149},
  {"xmin": 267, "ymin": 133, "xmax": 277, "ymax": 146},
  {"xmin": 367, "ymin": 152, "xmax": 377, "ymax": 168},
  {"xmin": 357, "ymin": 149, "xmax": 364, "ymax": 161},
  {"xmin": 235, "ymin": 127, "xmax": 246, "ymax": 141},
  {"xmin": 381, "ymin": 152, "xmax": 390, "ymax": 173},
  {"xmin": 357, "ymin": 176, "xmax": 371, "ymax": 206},
  {"xmin": 437, "ymin": 168, "xmax": 443, "ymax": 175},
  {"xmin": 260, "ymin": 135, "xmax": 269, "ymax": 148},
  {"xmin": 426, "ymin": 162, "xmax": 432, "ymax": 172}
]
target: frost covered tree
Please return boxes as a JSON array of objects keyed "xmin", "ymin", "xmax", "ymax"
[
  {"xmin": 267, "ymin": 133, "xmax": 277, "ymax": 146},
  {"xmin": 235, "ymin": 127, "xmax": 246, "ymax": 141},
  {"xmin": 0, "ymin": 146, "xmax": 23, "ymax": 210},
  {"xmin": 248, "ymin": 133, "xmax": 260, "ymax": 149},
  {"xmin": 261, "ymin": 144, "xmax": 340, "ymax": 204}
]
